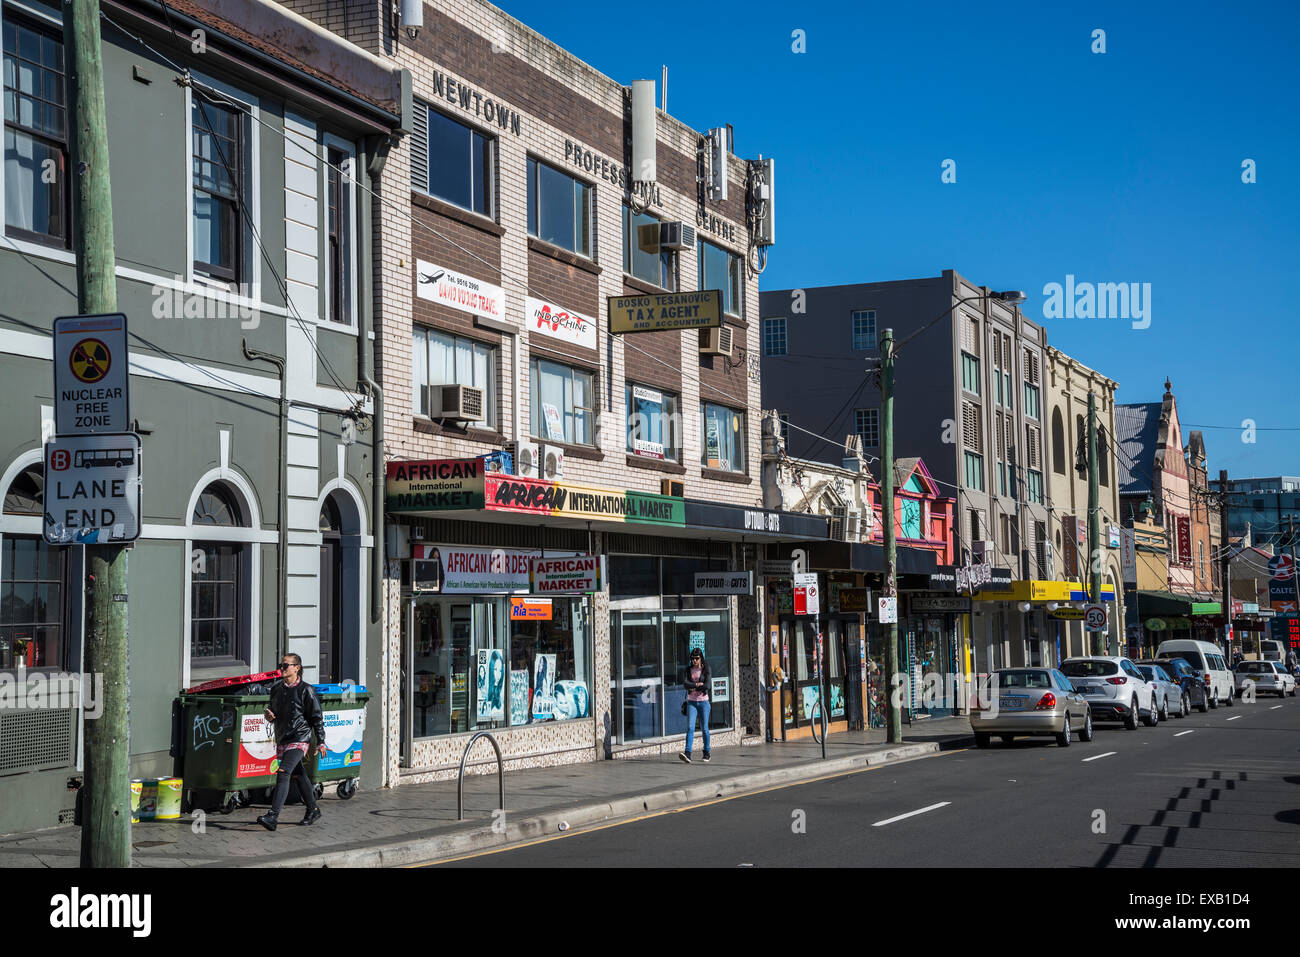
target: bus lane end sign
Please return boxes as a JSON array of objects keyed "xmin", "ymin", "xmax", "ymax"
[{"xmin": 43, "ymin": 432, "xmax": 141, "ymax": 545}]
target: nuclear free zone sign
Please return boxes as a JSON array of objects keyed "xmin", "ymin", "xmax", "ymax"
[
  {"xmin": 53, "ymin": 313, "xmax": 130, "ymax": 434},
  {"xmin": 44, "ymin": 433, "xmax": 142, "ymax": 544}
]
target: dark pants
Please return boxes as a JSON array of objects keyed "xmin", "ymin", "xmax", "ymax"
[{"xmin": 268, "ymin": 746, "xmax": 317, "ymax": 819}]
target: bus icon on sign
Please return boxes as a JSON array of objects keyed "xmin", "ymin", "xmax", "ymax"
[{"xmin": 74, "ymin": 448, "xmax": 135, "ymax": 469}]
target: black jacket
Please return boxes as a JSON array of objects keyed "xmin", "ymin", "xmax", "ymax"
[
  {"xmin": 268, "ymin": 678, "xmax": 326, "ymax": 746},
  {"xmin": 683, "ymin": 660, "xmax": 712, "ymax": 699}
]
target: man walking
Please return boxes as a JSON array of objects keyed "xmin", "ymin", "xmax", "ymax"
[{"xmin": 257, "ymin": 654, "xmax": 326, "ymax": 830}]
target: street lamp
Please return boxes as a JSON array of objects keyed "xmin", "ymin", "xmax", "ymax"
[{"xmin": 879, "ymin": 289, "xmax": 1027, "ymax": 744}]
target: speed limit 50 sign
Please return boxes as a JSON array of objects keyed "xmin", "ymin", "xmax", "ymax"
[{"xmin": 1084, "ymin": 604, "xmax": 1107, "ymax": 632}]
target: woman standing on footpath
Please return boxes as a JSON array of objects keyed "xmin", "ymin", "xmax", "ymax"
[{"xmin": 679, "ymin": 647, "xmax": 711, "ymax": 764}]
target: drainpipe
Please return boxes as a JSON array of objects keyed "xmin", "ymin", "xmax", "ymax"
[
  {"xmin": 242, "ymin": 340, "xmax": 287, "ymax": 660},
  {"xmin": 360, "ymin": 135, "xmax": 392, "ymax": 625}
]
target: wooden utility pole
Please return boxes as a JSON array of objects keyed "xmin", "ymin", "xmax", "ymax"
[
  {"xmin": 1087, "ymin": 392, "xmax": 1103, "ymax": 654},
  {"xmin": 880, "ymin": 327, "xmax": 902, "ymax": 743},
  {"xmin": 67, "ymin": 0, "xmax": 131, "ymax": 868},
  {"xmin": 1219, "ymin": 469, "xmax": 1231, "ymax": 656}
]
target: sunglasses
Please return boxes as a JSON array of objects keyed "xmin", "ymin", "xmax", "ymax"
[{"xmin": 279, "ymin": 662, "xmax": 295, "ymax": 669}]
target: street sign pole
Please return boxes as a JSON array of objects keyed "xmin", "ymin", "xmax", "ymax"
[{"xmin": 66, "ymin": 0, "xmax": 129, "ymax": 868}]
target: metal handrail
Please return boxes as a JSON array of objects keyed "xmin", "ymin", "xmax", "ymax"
[{"xmin": 457, "ymin": 731, "xmax": 505, "ymax": 822}]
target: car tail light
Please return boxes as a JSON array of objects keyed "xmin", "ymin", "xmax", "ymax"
[
  {"xmin": 1204, "ymin": 674, "xmax": 1212, "ymax": 686},
  {"xmin": 1105, "ymin": 677, "xmax": 1126, "ymax": 685},
  {"xmin": 1036, "ymin": 692, "xmax": 1056, "ymax": 710}
]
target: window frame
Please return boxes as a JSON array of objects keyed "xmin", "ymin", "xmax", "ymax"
[
  {"xmin": 960, "ymin": 351, "xmax": 980, "ymax": 396},
  {"xmin": 191, "ymin": 90, "xmax": 243, "ymax": 283},
  {"xmin": 854, "ymin": 407, "xmax": 879, "ymax": 448},
  {"xmin": 323, "ymin": 137, "xmax": 358, "ymax": 326},
  {"xmin": 2, "ymin": 5, "xmax": 70, "ymax": 247},
  {"xmin": 964, "ymin": 451, "xmax": 985, "ymax": 492},
  {"xmin": 527, "ymin": 155, "xmax": 592, "ymax": 258},
  {"xmin": 0, "ymin": 532, "xmax": 70, "ymax": 673},
  {"xmin": 531, "ymin": 356, "xmax": 595, "ymax": 447},
  {"xmin": 622, "ymin": 204, "xmax": 677, "ymax": 290},
  {"xmin": 418, "ymin": 104, "xmax": 494, "ymax": 218},
  {"xmin": 851, "ymin": 309, "xmax": 877, "ymax": 351},
  {"xmin": 412, "ymin": 325, "xmax": 498, "ymax": 429},
  {"xmin": 189, "ymin": 540, "xmax": 244, "ymax": 665},
  {"xmin": 1023, "ymin": 382, "xmax": 1040, "ymax": 420},
  {"xmin": 626, "ymin": 382, "xmax": 681, "ymax": 462},
  {"xmin": 762, "ymin": 317, "xmax": 787, "ymax": 357},
  {"xmin": 700, "ymin": 401, "xmax": 746, "ymax": 473},
  {"xmin": 697, "ymin": 239, "xmax": 741, "ymax": 318}
]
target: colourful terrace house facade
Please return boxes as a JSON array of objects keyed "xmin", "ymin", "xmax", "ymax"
[{"xmin": 866, "ymin": 457, "xmax": 956, "ymax": 566}]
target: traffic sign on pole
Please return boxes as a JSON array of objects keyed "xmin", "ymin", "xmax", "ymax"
[
  {"xmin": 44, "ymin": 432, "xmax": 141, "ymax": 544},
  {"xmin": 793, "ymin": 572, "xmax": 819, "ymax": 616},
  {"xmin": 1084, "ymin": 604, "xmax": 1107, "ymax": 632},
  {"xmin": 53, "ymin": 313, "xmax": 130, "ymax": 434}
]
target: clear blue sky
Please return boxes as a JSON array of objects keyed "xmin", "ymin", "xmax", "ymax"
[{"xmin": 505, "ymin": 0, "xmax": 1300, "ymax": 479}]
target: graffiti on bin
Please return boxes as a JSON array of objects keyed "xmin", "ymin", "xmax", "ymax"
[{"xmin": 193, "ymin": 713, "xmax": 223, "ymax": 750}]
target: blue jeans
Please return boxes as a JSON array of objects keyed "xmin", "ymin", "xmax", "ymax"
[{"xmin": 685, "ymin": 698, "xmax": 710, "ymax": 754}]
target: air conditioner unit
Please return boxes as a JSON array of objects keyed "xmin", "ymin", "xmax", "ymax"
[
  {"xmin": 660, "ymin": 479, "xmax": 684, "ymax": 497},
  {"xmin": 513, "ymin": 440, "xmax": 542, "ymax": 478},
  {"xmin": 846, "ymin": 509, "xmax": 862, "ymax": 542},
  {"xmin": 659, "ymin": 221, "xmax": 696, "ymax": 250},
  {"xmin": 699, "ymin": 325, "xmax": 732, "ymax": 357},
  {"xmin": 541, "ymin": 445, "xmax": 564, "ymax": 481},
  {"xmin": 972, "ymin": 540, "xmax": 995, "ymax": 562},
  {"xmin": 426, "ymin": 384, "xmax": 484, "ymax": 423},
  {"xmin": 829, "ymin": 508, "xmax": 846, "ymax": 542}
]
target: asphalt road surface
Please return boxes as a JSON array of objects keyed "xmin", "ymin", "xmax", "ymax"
[{"xmin": 438, "ymin": 697, "xmax": 1300, "ymax": 868}]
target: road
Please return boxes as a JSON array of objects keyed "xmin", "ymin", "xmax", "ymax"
[{"xmin": 438, "ymin": 697, "xmax": 1300, "ymax": 867}]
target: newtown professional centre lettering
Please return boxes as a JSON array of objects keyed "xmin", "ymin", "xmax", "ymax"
[
  {"xmin": 484, "ymin": 474, "xmax": 684, "ymax": 527},
  {"xmin": 386, "ymin": 458, "xmax": 485, "ymax": 511}
]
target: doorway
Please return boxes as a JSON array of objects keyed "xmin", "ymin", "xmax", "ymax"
[{"xmin": 318, "ymin": 498, "xmax": 343, "ymax": 684}]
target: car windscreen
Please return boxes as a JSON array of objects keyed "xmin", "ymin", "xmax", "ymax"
[
  {"xmin": 1163, "ymin": 650, "xmax": 1205, "ymax": 672},
  {"xmin": 996, "ymin": 670, "xmax": 1053, "ymax": 689},
  {"xmin": 1236, "ymin": 662, "xmax": 1270, "ymax": 673},
  {"xmin": 1139, "ymin": 665, "xmax": 1169, "ymax": 682},
  {"xmin": 1061, "ymin": 660, "xmax": 1118, "ymax": 677},
  {"xmin": 1155, "ymin": 659, "xmax": 1191, "ymax": 676}
]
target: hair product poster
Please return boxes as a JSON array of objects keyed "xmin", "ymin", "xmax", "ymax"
[
  {"xmin": 532, "ymin": 654, "xmax": 557, "ymax": 721},
  {"xmin": 476, "ymin": 648, "xmax": 505, "ymax": 721},
  {"xmin": 509, "ymin": 670, "xmax": 529, "ymax": 725}
]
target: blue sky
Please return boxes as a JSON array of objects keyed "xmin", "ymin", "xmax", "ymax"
[{"xmin": 505, "ymin": 0, "xmax": 1300, "ymax": 478}]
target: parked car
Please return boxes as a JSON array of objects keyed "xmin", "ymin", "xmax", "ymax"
[
  {"xmin": 1061, "ymin": 657, "xmax": 1159, "ymax": 729},
  {"xmin": 1138, "ymin": 663, "xmax": 1188, "ymax": 718},
  {"xmin": 971, "ymin": 668, "xmax": 1093, "ymax": 748},
  {"xmin": 1154, "ymin": 639, "xmax": 1235, "ymax": 708},
  {"xmin": 1234, "ymin": 660, "xmax": 1297, "ymax": 698},
  {"xmin": 1259, "ymin": 639, "xmax": 1286, "ymax": 664},
  {"xmin": 1138, "ymin": 656, "xmax": 1210, "ymax": 713}
]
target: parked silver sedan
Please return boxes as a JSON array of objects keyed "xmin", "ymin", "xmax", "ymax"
[
  {"xmin": 971, "ymin": 668, "xmax": 1093, "ymax": 748},
  {"xmin": 1138, "ymin": 663, "xmax": 1189, "ymax": 718}
]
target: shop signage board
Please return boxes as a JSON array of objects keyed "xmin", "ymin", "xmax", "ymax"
[
  {"xmin": 793, "ymin": 572, "xmax": 819, "ymax": 616},
  {"xmin": 1051, "ymin": 607, "xmax": 1086, "ymax": 620},
  {"xmin": 693, "ymin": 570, "xmax": 753, "ymax": 595},
  {"xmin": 1084, "ymin": 604, "xmax": 1107, "ymax": 631},
  {"xmin": 607, "ymin": 290, "xmax": 722, "ymax": 334},
  {"xmin": 485, "ymin": 473, "xmax": 683, "ymax": 526},
  {"xmin": 510, "ymin": 597, "xmax": 553, "ymax": 620},
  {"xmin": 527, "ymin": 296, "xmax": 597, "ymax": 351},
  {"xmin": 531, "ymin": 554, "xmax": 603, "ymax": 594},
  {"xmin": 757, "ymin": 559, "xmax": 794, "ymax": 578},
  {"xmin": 53, "ymin": 313, "xmax": 130, "ymax": 435},
  {"xmin": 1120, "ymin": 528, "xmax": 1137, "ymax": 583},
  {"xmin": 413, "ymin": 544, "xmax": 565, "ymax": 594},
  {"xmin": 415, "ymin": 259, "xmax": 506, "ymax": 320},
  {"xmin": 386, "ymin": 458, "xmax": 486, "ymax": 511},
  {"xmin": 43, "ymin": 433, "xmax": 142, "ymax": 544},
  {"xmin": 835, "ymin": 587, "xmax": 871, "ymax": 613},
  {"xmin": 909, "ymin": 594, "xmax": 971, "ymax": 613},
  {"xmin": 878, "ymin": 597, "xmax": 898, "ymax": 623},
  {"xmin": 1107, "ymin": 524, "xmax": 1121, "ymax": 549}
]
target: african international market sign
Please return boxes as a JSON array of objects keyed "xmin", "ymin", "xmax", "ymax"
[
  {"xmin": 485, "ymin": 474, "xmax": 683, "ymax": 527},
  {"xmin": 531, "ymin": 554, "xmax": 604, "ymax": 594},
  {"xmin": 386, "ymin": 458, "xmax": 486, "ymax": 511}
]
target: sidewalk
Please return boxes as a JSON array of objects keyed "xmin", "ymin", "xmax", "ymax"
[{"xmin": 0, "ymin": 717, "xmax": 972, "ymax": 868}]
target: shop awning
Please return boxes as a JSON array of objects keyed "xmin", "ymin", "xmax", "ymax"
[
  {"xmin": 1132, "ymin": 590, "xmax": 1193, "ymax": 616},
  {"xmin": 762, "ymin": 541, "xmax": 939, "ymax": 574}
]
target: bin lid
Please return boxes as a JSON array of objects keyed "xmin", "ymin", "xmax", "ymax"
[
  {"xmin": 184, "ymin": 670, "xmax": 281, "ymax": 694},
  {"xmin": 315, "ymin": 683, "xmax": 368, "ymax": 695}
]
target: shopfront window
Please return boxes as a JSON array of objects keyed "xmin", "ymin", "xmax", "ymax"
[
  {"xmin": 410, "ymin": 593, "xmax": 590, "ymax": 739},
  {"xmin": 663, "ymin": 607, "xmax": 732, "ymax": 733}
]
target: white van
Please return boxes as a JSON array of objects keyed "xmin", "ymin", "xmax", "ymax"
[
  {"xmin": 1155, "ymin": 640, "xmax": 1235, "ymax": 708},
  {"xmin": 1260, "ymin": 639, "xmax": 1285, "ymax": 663}
]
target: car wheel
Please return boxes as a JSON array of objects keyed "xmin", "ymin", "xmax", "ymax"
[
  {"xmin": 1225, "ymin": 688, "xmax": 1234, "ymax": 707},
  {"xmin": 1158, "ymin": 695, "xmax": 1168, "ymax": 721},
  {"xmin": 1208, "ymin": 689, "xmax": 1218, "ymax": 709},
  {"xmin": 1125, "ymin": 701, "xmax": 1139, "ymax": 730},
  {"xmin": 1080, "ymin": 709, "xmax": 1094, "ymax": 742},
  {"xmin": 1289, "ymin": 687, "xmax": 1296, "ymax": 698},
  {"xmin": 1056, "ymin": 714, "xmax": 1072, "ymax": 747},
  {"xmin": 975, "ymin": 732, "xmax": 991, "ymax": 749}
]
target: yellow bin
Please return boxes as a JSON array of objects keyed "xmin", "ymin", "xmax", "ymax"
[{"xmin": 131, "ymin": 777, "xmax": 184, "ymax": 821}]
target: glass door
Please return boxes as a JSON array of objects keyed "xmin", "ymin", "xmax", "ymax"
[{"xmin": 617, "ymin": 611, "xmax": 662, "ymax": 742}]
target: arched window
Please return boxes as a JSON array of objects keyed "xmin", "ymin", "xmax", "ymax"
[
  {"xmin": 1052, "ymin": 408, "xmax": 1066, "ymax": 475},
  {"xmin": 191, "ymin": 482, "xmax": 249, "ymax": 667},
  {"xmin": 1098, "ymin": 427, "xmax": 1109, "ymax": 486},
  {"xmin": 3, "ymin": 467, "xmax": 67, "ymax": 669}
]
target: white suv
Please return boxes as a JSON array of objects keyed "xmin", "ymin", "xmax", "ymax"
[{"xmin": 1061, "ymin": 657, "xmax": 1159, "ymax": 729}]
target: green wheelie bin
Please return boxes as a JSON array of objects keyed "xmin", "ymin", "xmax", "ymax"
[{"xmin": 175, "ymin": 689, "xmax": 280, "ymax": 814}]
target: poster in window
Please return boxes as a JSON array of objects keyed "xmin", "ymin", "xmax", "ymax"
[
  {"xmin": 689, "ymin": 630, "xmax": 707, "ymax": 655},
  {"xmin": 532, "ymin": 653, "xmax": 557, "ymax": 721},
  {"xmin": 543, "ymin": 402, "xmax": 564, "ymax": 442},
  {"xmin": 706, "ymin": 419, "xmax": 721, "ymax": 468},
  {"xmin": 475, "ymin": 648, "xmax": 505, "ymax": 722},
  {"xmin": 631, "ymin": 385, "xmax": 666, "ymax": 459},
  {"xmin": 509, "ymin": 670, "xmax": 529, "ymax": 725},
  {"xmin": 554, "ymin": 680, "xmax": 589, "ymax": 719}
]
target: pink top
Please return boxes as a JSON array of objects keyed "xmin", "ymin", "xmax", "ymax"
[{"xmin": 687, "ymin": 666, "xmax": 708, "ymax": 702}]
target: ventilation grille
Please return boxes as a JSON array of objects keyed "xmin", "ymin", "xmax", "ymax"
[
  {"xmin": 409, "ymin": 100, "xmax": 429, "ymax": 191},
  {"xmin": 0, "ymin": 708, "xmax": 75, "ymax": 776},
  {"xmin": 961, "ymin": 402, "xmax": 981, "ymax": 449}
]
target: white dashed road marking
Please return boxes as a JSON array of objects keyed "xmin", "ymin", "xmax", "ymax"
[
  {"xmin": 1270, "ymin": 705, "xmax": 1283, "ymax": 710},
  {"xmin": 1226, "ymin": 715, "xmax": 1242, "ymax": 721},
  {"xmin": 1082, "ymin": 752, "xmax": 1117, "ymax": 762},
  {"xmin": 1174, "ymin": 730, "xmax": 1195, "ymax": 737},
  {"xmin": 872, "ymin": 802, "xmax": 951, "ymax": 827}
]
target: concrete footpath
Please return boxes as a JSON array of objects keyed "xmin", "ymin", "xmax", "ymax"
[{"xmin": 0, "ymin": 717, "xmax": 972, "ymax": 868}]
